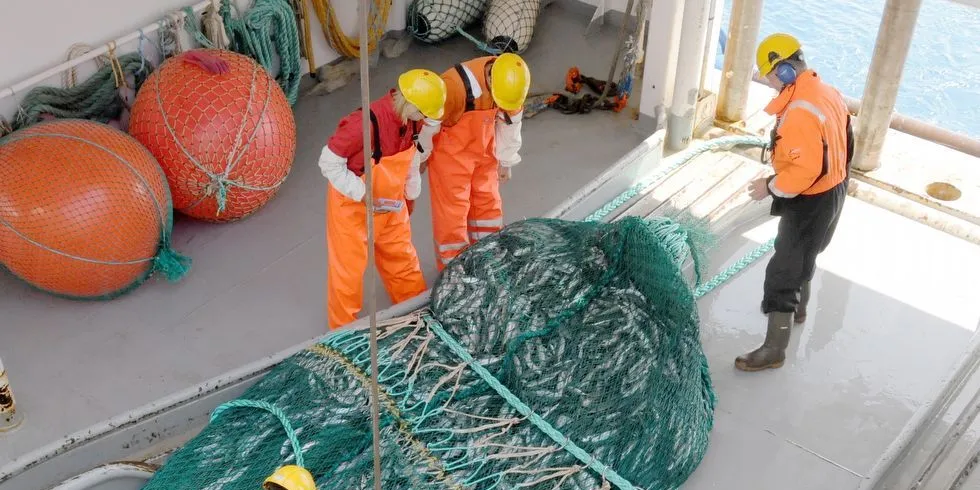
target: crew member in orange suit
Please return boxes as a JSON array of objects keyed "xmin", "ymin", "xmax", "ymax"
[
  {"xmin": 318, "ymin": 69, "xmax": 447, "ymax": 329},
  {"xmin": 737, "ymin": 33, "xmax": 854, "ymax": 371},
  {"xmin": 423, "ymin": 53, "xmax": 531, "ymax": 270}
]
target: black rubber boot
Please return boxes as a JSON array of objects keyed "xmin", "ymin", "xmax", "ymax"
[
  {"xmin": 735, "ymin": 311, "xmax": 794, "ymax": 372},
  {"xmin": 795, "ymin": 281, "xmax": 811, "ymax": 324}
]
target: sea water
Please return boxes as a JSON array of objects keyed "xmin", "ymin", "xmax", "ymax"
[{"xmin": 720, "ymin": 0, "xmax": 980, "ymax": 138}]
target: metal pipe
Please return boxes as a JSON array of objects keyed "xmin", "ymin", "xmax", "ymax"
[
  {"xmin": 715, "ymin": 0, "xmax": 764, "ymax": 123},
  {"xmin": 357, "ymin": 0, "xmax": 383, "ymax": 487},
  {"xmin": 0, "ymin": 0, "xmax": 212, "ymax": 101},
  {"xmin": 850, "ymin": 0, "xmax": 924, "ymax": 172},
  {"xmin": 699, "ymin": 0, "xmax": 724, "ymax": 96},
  {"xmin": 846, "ymin": 179, "xmax": 980, "ymax": 246},
  {"xmin": 666, "ymin": 0, "xmax": 711, "ymax": 150},
  {"xmin": 841, "ymin": 95, "xmax": 980, "ymax": 159},
  {"xmin": 0, "ymin": 356, "xmax": 23, "ymax": 433}
]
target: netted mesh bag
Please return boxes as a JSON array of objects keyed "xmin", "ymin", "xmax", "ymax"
[
  {"xmin": 408, "ymin": 0, "xmax": 489, "ymax": 44},
  {"xmin": 141, "ymin": 216, "xmax": 714, "ymax": 489},
  {"xmin": 0, "ymin": 119, "xmax": 189, "ymax": 300},
  {"xmin": 482, "ymin": 0, "xmax": 543, "ymax": 53},
  {"xmin": 128, "ymin": 49, "xmax": 296, "ymax": 223}
]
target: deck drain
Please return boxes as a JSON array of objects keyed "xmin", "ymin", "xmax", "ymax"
[{"xmin": 926, "ymin": 182, "xmax": 962, "ymax": 202}]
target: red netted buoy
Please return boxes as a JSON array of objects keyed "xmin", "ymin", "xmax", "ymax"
[
  {"xmin": 128, "ymin": 49, "xmax": 296, "ymax": 222},
  {"xmin": 0, "ymin": 119, "xmax": 189, "ymax": 299}
]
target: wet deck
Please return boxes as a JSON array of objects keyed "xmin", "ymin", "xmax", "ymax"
[{"xmin": 3, "ymin": 1, "xmax": 980, "ymax": 489}]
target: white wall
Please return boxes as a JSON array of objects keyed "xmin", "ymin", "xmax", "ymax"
[{"xmin": 0, "ymin": 0, "xmax": 408, "ymax": 122}]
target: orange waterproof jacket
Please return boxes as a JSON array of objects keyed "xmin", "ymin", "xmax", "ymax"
[
  {"xmin": 764, "ymin": 70, "xmax": 854, "ymax": 198},
  {"xmin": 439, "ymin": 56, "xmax": 523, "ymax": 128}
]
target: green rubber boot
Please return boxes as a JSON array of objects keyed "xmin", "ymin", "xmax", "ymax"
[
  {"xmin": 795, "ymin": 281, "xmax": 811, "ymax": 324},
  {"xmin": 735, "ymin": 311, "xmax": 794, "ymax": 372}
]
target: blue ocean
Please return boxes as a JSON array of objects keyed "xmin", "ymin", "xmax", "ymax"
[{"xmin": 720, "ymin": 0, "xmax": 980, "ymax": 138}]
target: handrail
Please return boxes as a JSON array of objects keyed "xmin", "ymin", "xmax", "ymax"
[{"xmin": 0, "ymin": 0, "xmax": 211, "ymax": 101}]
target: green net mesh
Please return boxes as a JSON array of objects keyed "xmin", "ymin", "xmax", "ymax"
[
  {"xmin": 141, "ymin": 216, "xmax": 715, "ymax": 489},
  {"xmin": 408, "ymin": 0, "xmax": 489, "ymax": 44}
]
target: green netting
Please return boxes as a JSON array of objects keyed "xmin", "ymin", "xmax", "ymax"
[
  {"xmin": 141, "ymin": 215, "xmax": 715, "ymax": 489},
  {"xmin": 408, "ymin": 0, "xmax": 488, "ymax": 44}
]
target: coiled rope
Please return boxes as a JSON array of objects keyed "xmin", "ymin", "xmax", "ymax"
[
  {"xmin": 310, "ymin": 0, "xmax": 391, "ymax": 58},
  {"xmin": 218, "ymin": 0, "xmax": 303, "ymax": 105}
]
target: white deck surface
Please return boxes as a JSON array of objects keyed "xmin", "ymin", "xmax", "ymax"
[{"xmin": 2, "ymin": 1, "xmax": 980, "ymax": 488}]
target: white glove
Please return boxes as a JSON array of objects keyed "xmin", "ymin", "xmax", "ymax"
[
  {"xmin": 415, "ymin": 118, "xmax": 441, "ymax": 162},
  {"xmin": 494, "ymin": 110, "xmax": 523, "ymax": 167},
  {"xmin": 318, "ymin": 145, "xmax": 365, "ymax": 201},
  {"xmin": 405, "ymin": 151, "xmax": 423, "ymax": 200}
]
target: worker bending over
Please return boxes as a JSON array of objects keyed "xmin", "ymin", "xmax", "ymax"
[
  {"xmin": 425, "ymin": 53, "xmax": 531, "ymax": 270},
  {"xmin": 318, "ymin": 69, "xmax": 447, "ymax": 329},
  {"xmin": 737, "ymin": 33, "xmax": 854, "ymax": 372}
]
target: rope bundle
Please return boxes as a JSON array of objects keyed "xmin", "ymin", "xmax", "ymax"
[
  {"xmin": 310, "ymin": 0, "xmax": 391, "ymax": 58},
  {"xmin": 219, "ymin": 0, "xmax": 303, "ymax": 104},
  {"xmin": 7, "ymin": 52, "xmax": 151, "ymax": 134}
]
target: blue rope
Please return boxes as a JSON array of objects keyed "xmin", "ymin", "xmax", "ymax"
[{"xmin": 210, "ymin": 399, "xmax": 305, "ymax": 468}]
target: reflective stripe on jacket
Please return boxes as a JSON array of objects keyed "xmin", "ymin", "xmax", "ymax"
[{"xmin": 764, "ymin": 70, "xmax": 854, "ymax": 198}]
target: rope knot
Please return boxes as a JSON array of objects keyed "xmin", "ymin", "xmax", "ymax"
[{"xmin": 203, "ymin": 175, "xmax": 231, "ymax": 215}]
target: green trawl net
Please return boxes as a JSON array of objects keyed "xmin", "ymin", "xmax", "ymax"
[{"xmin": 141, "ymin": 215, "xmax": 716, "ymax": 490}]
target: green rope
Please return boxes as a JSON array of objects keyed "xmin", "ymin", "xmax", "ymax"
[
  {"xmin": 426, "ymin": 314, "xmax": 640, "ymax": 490},
  {"xmin": 210, "ymin": 399, "xmax": 305, "ymax": 468},
  {"xmin": 9, "ymin": 52, "xmax": 152, "ymax": 132},
  {"xmin": 220, "ymin": 0, "xmax": 302, "ymax": 105},
  {"xmin": 584, "ymin": 135, "xmax": 775, "ymax": 299}
]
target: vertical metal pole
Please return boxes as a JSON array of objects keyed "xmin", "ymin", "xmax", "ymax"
[
  {"xmin": 358, "ymin": 0, "xmax": 382, "ymax": 488},
  {"xmin": 666, "ymin": 0, "xmax": 711, "ymax": 150},
  {"xmin": 715, "ymin": 0, "xmax": 764, "ymax": 123},
  {"xmin": 0, "ymin": 356, "xmax": 23, "ymax": 433},
  {"xmin": 850, "ymin": 0, "xmax": 923, "ymax": 172},
  {"xmin": 637, "ymin": 0, "xmax": 684, "ymax": 129}
]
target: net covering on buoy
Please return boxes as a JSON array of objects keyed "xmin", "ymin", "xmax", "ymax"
[
  {"xmin": 140, "ymin": 216, "xmax": 715, "ymax": 490},
  {"xmin": 408, "ymin": 0, "xmax": 488, "ymax": 43},
  {"xmin": 129, "ymin": 49, "xmax": 297, "ymax": 222},
  {"xmin": 0, "ymin": 119, "xmax": 188, "ymax": 300},
  {"xmin": 483, "ymin": 0, "xmax": 543, "ymax": 53}
]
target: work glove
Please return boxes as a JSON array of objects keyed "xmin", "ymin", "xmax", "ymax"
[
  {"xmin": 498, "ymin": 165, "xmax": 512, "ymax": 183},
  {"xmin": 414, "ymin": 118, "xmax": 441, "ymax": 162},
  {"xmin": 373, "ymin": 198, "xmax": 404, "ymax": 214},
  {"xmin": 405, "ymin": 151, "xmax": 423, "ymax": 200},
  {"xmin": 182, "ymin": 51, "xmax": 230, "ymax": 75},
  {"xmin": 494, "ymin": 110, "xmax": 523, "ymax": 167}
]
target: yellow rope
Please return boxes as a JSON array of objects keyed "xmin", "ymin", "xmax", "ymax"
[{"xmin": 310, "ymin": 0, "xmax": 391, "ymax": 58}]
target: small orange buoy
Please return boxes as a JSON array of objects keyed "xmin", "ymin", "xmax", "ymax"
[
  {"xmin": 0, "ymin": 119, "xmax": 189, "ymax": 299},
  {"xmin": 129, "ymin": 49, "xmax": 297, "ymax": 222}
]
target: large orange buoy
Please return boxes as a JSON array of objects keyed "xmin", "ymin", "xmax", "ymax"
[
  {"xmin": 128, "ymin": 49, "xmax": 297, "ymax": 222},
  {"xmin": 0, "ymin": 119, "xmax": 190, "ymax": 300}
]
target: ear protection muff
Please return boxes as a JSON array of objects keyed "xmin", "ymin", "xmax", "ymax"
[{"xmin": 774, "ymin": 61, "xmax": 797, "ymax": 85}]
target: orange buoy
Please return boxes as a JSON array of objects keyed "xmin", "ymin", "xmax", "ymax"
[
  {"xmin": 0, "ymin": 119, "xmax": 190, "ymax": 300},
  {"xmin": 128, "ymin": 49, "xmax": 297, "ymax": 222}
]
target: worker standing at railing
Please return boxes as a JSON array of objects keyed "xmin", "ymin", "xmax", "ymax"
[
  {"xmin": 738, "ymin": 33, "xmax": 854, "ymax": 372},
  {"xmin": 318, "ymin": 69, "xmax": 447, "ymax": 329},
  {"xmin": 424, "ymin": 53, "xmax": 531, "ymax": 270}
]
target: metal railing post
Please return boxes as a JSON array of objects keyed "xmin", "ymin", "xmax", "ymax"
[{"xmin": 851, "ymin": 0, "xmax": 924, "ymax": 172}]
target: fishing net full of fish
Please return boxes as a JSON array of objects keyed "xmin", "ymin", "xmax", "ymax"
[{"xmin": 141, "ymin": 216, "xmax": 717, "ymax": 490}]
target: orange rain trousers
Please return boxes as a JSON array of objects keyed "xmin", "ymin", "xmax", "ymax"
[
  {"xmin": 326, "ymin": 147, "xmax": 426, "ymax": 329},
  {"xmin": 427, "ymin": 108, "xmax": 503, "ymax": 270}
]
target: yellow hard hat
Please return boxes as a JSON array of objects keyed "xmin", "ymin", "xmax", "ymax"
[
  {"xmin": 489, "ymin": 53, "xmax": 531, "ymax": 112},
  {"xmin": 398, "ymin": 69, "xmax": 447, "ymax": 120},
  {"xmin": 263, "ymin": 465, "xmax": 316, "ymax": 490},
  {"xmin": 756, "ymin": 33, "xmax": 802, "ymax": 77}
]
